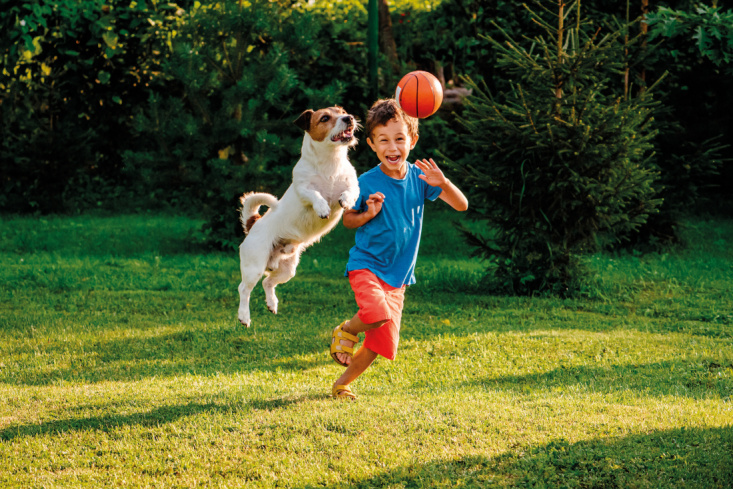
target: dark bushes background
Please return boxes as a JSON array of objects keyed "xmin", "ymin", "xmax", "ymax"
[{"xmin": 1, "ymin": 0, "xmax": 731, "ymax": 251}]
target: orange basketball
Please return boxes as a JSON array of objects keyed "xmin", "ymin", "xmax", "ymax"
[{"xmin": 395, "ymin": 71, "xmax": 443, "ymax": 119}]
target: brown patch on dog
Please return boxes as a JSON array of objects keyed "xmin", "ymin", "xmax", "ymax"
[
  {"xmin": 244, "ymin": 214, "xmax": 261, "ymax": 234},
  {"xmin": 294, "ymin": 106, "xmax": 347, "ymax": 142},
  {"xmin": 293, "ymin": 110, "xmax": 314, "ymax": 132}
]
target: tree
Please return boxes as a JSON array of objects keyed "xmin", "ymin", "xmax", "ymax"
[{"xmin": 448, "ymin": 0, "xmax": 663, "ymax": 294}]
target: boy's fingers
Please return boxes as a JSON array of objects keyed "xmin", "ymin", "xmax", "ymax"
[{"xmin": 417, "ymin": 158, "xmax": 438, "ymax": 171}]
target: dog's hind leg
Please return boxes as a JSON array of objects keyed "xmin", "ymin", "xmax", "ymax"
[
  {"xmin": 237, "ymin": 238, "xmax": 271, "ymax": 327},
  {"xmin": 262, "ymin": 246, "xmax": 302, "ymax": 315}
]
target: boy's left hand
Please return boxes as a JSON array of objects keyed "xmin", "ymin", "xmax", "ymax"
[{"xmin": 416, "ymin": 158, "xmax": 448, "ymax": 187}]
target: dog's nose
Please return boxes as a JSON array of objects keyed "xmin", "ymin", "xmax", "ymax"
[{"xmin": 342, "ymin": 115, "xmax": 355, "ymax": 126}]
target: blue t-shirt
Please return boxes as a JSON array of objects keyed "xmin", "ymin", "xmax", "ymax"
[{"xmin": 345, "ymin": 162, "xmax": 443, "ymax": 288}]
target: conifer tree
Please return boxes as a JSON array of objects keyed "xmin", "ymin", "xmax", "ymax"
[{"xmin": 451, "ymin": 0, "xmax": 663, "ymax": 294}]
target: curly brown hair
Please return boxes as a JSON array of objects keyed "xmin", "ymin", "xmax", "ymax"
[{"xmin": 365, "ymin": 99, "xmax": 419, "ymax": 141}]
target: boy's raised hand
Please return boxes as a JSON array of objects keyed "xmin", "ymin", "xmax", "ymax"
[
  {"xmin": 416, "ymin": 158, "xmax": 448, "ymax": 187},
  {"xmin": 365, "ymin": 192, "xmax": 385, "ymax": 217}
]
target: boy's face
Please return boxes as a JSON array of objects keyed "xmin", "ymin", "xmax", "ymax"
[{"xmin": 367, "ymin": 117, "xmax": 418, "ymax": 179}]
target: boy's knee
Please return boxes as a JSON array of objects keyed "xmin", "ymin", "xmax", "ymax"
[
  {"xmin": 348, "ymin": 315, "xmax": 389, "ymax": 333},
  {"xmin": 367, "ymin": 319, "xmax": 389, "ymax": 330}
]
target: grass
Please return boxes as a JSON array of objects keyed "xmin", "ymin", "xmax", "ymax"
[{"xmin": 1, "ymin": 210, "xmax": 731, "ymax": 488}]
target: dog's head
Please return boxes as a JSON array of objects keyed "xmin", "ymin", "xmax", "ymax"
[{"xmin": 294, "ymin": 106, "xmax": 358, "ymax": 148}]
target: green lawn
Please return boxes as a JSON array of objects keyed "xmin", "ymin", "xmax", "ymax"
[{"xmin": 1, "ymin": 210, "xmax": 731, "ymax": 488}]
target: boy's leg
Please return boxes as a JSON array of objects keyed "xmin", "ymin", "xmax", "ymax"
[
  {"xmin": 333, "ymin": 345, "xmax": 379, "ymax": 393},
  {"xmin": 333, "ymin": 314, "xmax": 387, "ymax": 366}
]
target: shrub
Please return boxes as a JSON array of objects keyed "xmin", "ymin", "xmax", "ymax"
[
  {"xmin": 123, "ymin": 0, "xmax": 371, "ymax": 249},
  {"xmin": 0, "ymin": 0, "xmax": 173, "ymax": 213},
  {"xmin": 643, "ymin": 4, "xmax": 733, "ymax": 216},
  {"xmin": 448, "ymin": 2, "xmax": 663, "ymax": 294}
]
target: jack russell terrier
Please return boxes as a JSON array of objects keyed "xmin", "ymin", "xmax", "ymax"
[{"xmin": 237, "ymin": 106, "xmax": 360, "ymax": 327}]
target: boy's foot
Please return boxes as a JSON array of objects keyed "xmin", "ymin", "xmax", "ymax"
[
  {"xmin": 332, "ymin": 384, "xmax": 356, "ymax": 400},
  {"xmin": 330, "ymin": 321, "xmax": 358, "ymax": 366}
]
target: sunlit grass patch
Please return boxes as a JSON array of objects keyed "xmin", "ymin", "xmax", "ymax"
[{"xmin": 1, "ymin": 212, "xmax": 731, "ymax": 487}]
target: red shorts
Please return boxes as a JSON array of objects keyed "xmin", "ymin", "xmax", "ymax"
[{"xmin": 348, "ymin": 269, "xmax": 406, "ymax": 361}]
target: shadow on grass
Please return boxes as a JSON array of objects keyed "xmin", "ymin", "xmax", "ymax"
[
  {"xmin": 0, "ymin": 393, "xmax": 325, "ymax": 442},
  {"xmin": 459, "ymin": 359, "xmax": 733, "ymax": 400},
  {"xmin": 300, "ymin": 426, "xmax": 733, "ymax": 489},
  {"xmin": 6, "ymin": 325, "xmax": 333, "ymax": 386},
  {"xmin": 404, "ymin": 289, "xmax": 733, "ymax": 340}
]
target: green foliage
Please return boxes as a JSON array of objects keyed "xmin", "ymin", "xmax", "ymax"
[
  {"xmin": 448, "ymin": 2, "xmax": 664, "ymax": 294},
  {"xmin": 646, "ymin": 4, "xmax": 733, "ymax": 74},
  {"xmin": 123, "ymin": 0, "xmax": 371, "ymax": 249},
  {"xmin": 1, "ymin": 0, "xmax": 732, "ymax": 244},
  {"xmin": 391, "ymin": 0, "xmax": 520, "ymax": 84},
  {"xmin": 0, "ymin": 0, "xmax": 175, "ymax": 212},
  {"xmin": 640, "ymin": 3, "xmax": 733, "ymax": 217}
]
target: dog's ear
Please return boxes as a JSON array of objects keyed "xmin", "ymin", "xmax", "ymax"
[{"xmin": 294, "ymin": 110, "xmax": 314, "ymax": 132}]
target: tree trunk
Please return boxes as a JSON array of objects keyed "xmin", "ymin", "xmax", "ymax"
[
  {"xmin": 378, "ymin": 0, "xmax": 399, "ymax": 73},
  {"xmin": 639, "ymin": 0, "xmax": 649, "ymax": 92},
  {"xmin": 555, "ymin": 0, "xmax": 565, "ymax": 111}
]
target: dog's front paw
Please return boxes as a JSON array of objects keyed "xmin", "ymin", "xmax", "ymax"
[
  {"xmin": 339, "ymin": 191, "xmax": 358, "ymax": 210},
  {"xmin": 314, "ymin": 200, "xmax": 331, "ymax": 219}
]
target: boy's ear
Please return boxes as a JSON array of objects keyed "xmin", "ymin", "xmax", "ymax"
[
  {"xmin": 294, "ymin": 110, "xmax": 314, "ymax": 132},
  {"xmin": 410, "ymin": 134, "xmax": 419, "ymax": 149},
  {"xmin": 366, "ymin": 137, "xmax": 377, "ymax": 152}
]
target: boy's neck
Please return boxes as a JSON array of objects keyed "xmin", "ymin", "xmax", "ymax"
[{"xmin": 379, "ymin": 162, "xmax": 407, "ymax": 180}]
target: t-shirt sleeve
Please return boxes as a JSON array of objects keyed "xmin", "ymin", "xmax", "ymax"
[
  {"xmin": 353, "ymin": 193, "xmax": 367, "ymax": 212},
  {"xmin": 353, "ymin": 176, "xmax": 370, "ymax": 211},
  {"xmin": 425, "ymin": 183, "xmax": 442, "ymax": 201}
]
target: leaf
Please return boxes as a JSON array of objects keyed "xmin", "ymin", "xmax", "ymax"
[
  {"xmin": 103, "ymin": 32, "xmax": 119, "ymax": 50},
  {"xmin": 98, "ymin": 70, "xmax": 111, "ymax": 84}
]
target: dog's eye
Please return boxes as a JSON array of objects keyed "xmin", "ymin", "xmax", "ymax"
[{"xmin": 320, "ymin": 115, "xmax": 330, "ymax": 123}]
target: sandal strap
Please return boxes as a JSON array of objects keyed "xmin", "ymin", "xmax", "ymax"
[
  {"xmin": 333, "ymin": 322, "xmax": 359, "ymax": 343},
  {"xmin": 332, "ymin": 343, "xmax": 354, "ymax": 355},
  {"xmin": 333, "ymin": 385, "xmax": 356, "ymax": 399},
  {"xmin": 330, "ymin": 321, "xmax": 359, "ymax": 367}
]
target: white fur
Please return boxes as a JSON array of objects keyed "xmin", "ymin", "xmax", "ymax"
[{"xmin": 237, "ymin": 108, "xmax": 359, "ymax": 327}]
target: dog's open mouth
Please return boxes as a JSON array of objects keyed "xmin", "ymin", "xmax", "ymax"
[{"xmin": 332, "ymin": 129, "xmax": 354, "ymax": 142}]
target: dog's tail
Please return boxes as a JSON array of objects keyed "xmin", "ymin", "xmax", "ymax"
[{"xmin": 239, "ymin": 192, "xmax": 278, "ymax": 235}]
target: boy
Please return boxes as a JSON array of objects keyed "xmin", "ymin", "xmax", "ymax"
[{"xmin": 329, "ymin": 98, "xmax": 469, "ymax": 400}]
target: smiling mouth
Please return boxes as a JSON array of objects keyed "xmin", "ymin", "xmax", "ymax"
[
  {"xmin": 386, "ymin": 156, "xmax": 401, "ymax": 164},
  {"xmin": 332, "ymin": 129, "xmax": 354, "ymax": 142}
]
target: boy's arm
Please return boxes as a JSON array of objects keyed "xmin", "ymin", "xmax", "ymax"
[
  {"xmin": 416, "ymin": 158, "xmax": 469, "ymax": 212},
  {"xmin": 437, "ymin": 179, "xmax": 469, "ymax": 212},
  {"xmin": 342, "ymin": 192, "xmax": 385, "ymax": 229}
]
